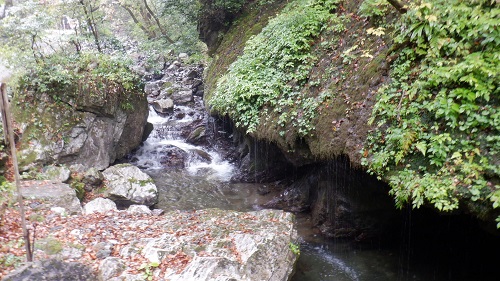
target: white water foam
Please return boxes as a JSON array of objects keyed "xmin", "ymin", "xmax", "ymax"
[{"xmin": 133, "ymin": 107, "xmax": 234, "ymax": 181}]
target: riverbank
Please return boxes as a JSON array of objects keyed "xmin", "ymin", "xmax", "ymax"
[{"xmin": 0, "ymin": 198, "xmax": 298, "ymax": 280}]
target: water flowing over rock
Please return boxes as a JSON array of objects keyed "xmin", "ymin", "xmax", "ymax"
[
  {"xmin": 152, "ymin": 98, "xmax": 174, "ymax": 114},
  {"xmin": 102, "ymin": 164, "xmax": 158, "ymax": 207}
]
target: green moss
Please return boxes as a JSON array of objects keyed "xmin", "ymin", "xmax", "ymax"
[
  {"xmin": 36, "ymin": 237, "xmax": 63, "ymax": 255},
  {"xmin": 28, "ymin": 213, "xmax": 45, "ymax": 222},
  {"xmin": 206, "ymin": 0, "xmax": 394, "ymax": 164}
]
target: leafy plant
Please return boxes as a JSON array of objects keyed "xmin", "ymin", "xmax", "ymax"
[
  {"xmin": 363, "ymin": 0, "xmax": 500, "ymax": 224},
  {"xmin": 359, "ymin": 0, "xmax": 391, "ymax": 18},
  {"xmin": 15, "ymin": 50, "xmax": 142, "ymax": 106},
  {"xmin": 139, "ymin": 261, "xmax": 159, "ymax": 281},
  {"xmin": 289, "ymin": 242, "xmax": 300, "ymax": 256},
  {"xmin": 209, "ymin": 0, "xmax": 339, "ymax": 136}
]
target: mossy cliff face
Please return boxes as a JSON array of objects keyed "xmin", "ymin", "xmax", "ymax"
[
  {"xmin": 203, "ymin": 0, "xmax": 500, "ymax": 227},
  {"xmin": 204, "ymin": 0, "xmax": 393, "ymax": 166},
  {"xmin": 11, "ymin": 52, "xmax": 149, "ymax": 171}
]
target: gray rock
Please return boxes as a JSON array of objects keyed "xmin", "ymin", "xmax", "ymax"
[
  {"xmin": 20, "ymin": 181, "xmax": 82, "ymax": 215},
  {"xmin": 93, "ymin": 242, "xmax": 114, "ymax": 259},
  {"xmin": 140, "ymin": 209, "xmax": 298, "ymax": 281},
  {"xmin": 15, "ymin": 84, "xmax": 148, "ymax": 171},
  {"xmin": 83, "ymin": 198, "xmax": 117, "ymax": 215},
  {"xmin": 102, "ymin": 164, "xmax": 158, "ymax": 207},
  {"xmin": 83, "ymin": 167, "xmax": 104, "ymax": 187},
  {"xmin": 99, "ymin": 257, "xmax": 126, "ymax": 281},
  {"xmin": 186, "ymin": 69, "xmax": 199, "ymax": 79},
  {"xmin": 152, "ymin": 98, "xmax": 174, "ymax": 114},
  {"xmin": 178, "ymin": 53, "xmax": 189, "ymax": 60},
  {"xmin": 3, "ymin": 258, "xmax": 96, "ymax": 281},
  {"xmin": 42, "ymin": 165, "xmax": 71, "ymax": 183},
  {"xmin": 186, "ymin": 126, "xmax": 206, "ymax": 145},
  {"xmin": 167, "ymin": 63, "xmax": 179, "ymax": 71},
  {"xmin": 151, "ymin": 209, "xmax": 164, "ymax": 216},
  {"xmin": 50, "ymin": 207, "xmax": 67, "ymax": 216},
  {"xmin": 127, "ymin": 204, "xmax": 152, "ymax": 215},
  {"xmin": 144, "ymin": 81, "xmax": 161, "ymax": 96},
  {"xmin": 142, "ymin": 122, "xmax": 154, "ymax": 142},
  {"xmin": 60, "ymin": 246, "xmax": 84, "ymax": 260},
  {"xmin": 171, "ymin": 90, "xmax": 193, "ymax": 105}
]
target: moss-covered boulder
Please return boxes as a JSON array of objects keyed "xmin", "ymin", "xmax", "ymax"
[{"xmin": 11, "ymin": 52, "xmax": 149, "ymax": 171}]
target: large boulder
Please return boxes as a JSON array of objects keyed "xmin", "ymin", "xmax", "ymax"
[
  {"xmin": 94, "ymin": 208, "xmax": 297, "ymax": 281},
  {"xmin": 15, "ymin": 87, "xmax": 148, "ymax": 171},
  {"xmin": 102, "ymin": 164, "xmax": 158, "ymax": 207},
  {"xmin": 144, "ymin": 209, "xmax": 298, "ymax": 281},
  {"xmin": 20, "ymin": 181, "xmax": 82, "ymax": 215},
  {"xmin": 152, "ymin": 98, "xmax": 174, "ymax": 114}
]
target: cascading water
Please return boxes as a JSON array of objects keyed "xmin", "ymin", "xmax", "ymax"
[
  {"xmin": 129, "ymin": 104, "xmax": 278, "ymax": 212},
  {"xmin": 132, "ymin": 106, "xmax": 234, "ymax": 180}
]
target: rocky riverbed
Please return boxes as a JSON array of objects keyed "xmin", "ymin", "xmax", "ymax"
[{"xmin": 1, "ymin": 195, "xmax": 298, "ymax": 281}]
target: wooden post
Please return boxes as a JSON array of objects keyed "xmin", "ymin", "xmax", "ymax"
[{"xmin": 0, "ymin": 83, "xmax": 32, "ymax": 262}]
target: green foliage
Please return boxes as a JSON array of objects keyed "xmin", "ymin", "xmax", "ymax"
[
  {"xmin": 214, "ymin": 0, "xmax": 246, "ymax": 13},
  {"xmin": 16, "ymin": 51, "xmax": 142, "ymax": 105},
  {"xmin": 289, "ymin": 242, "xmax": 300, "ymax": 256},
  {"xmin": 359, "ymin": 0, "xmax": 391, "ymax": 18},
  {"xmin": 363, "ymin": 0, "xmax": 500, "ymax": 223},
  {"xmin": 0, "ymin": 176, "xmax": 14, "ymax": 209},
  {"xmin": 139, "ymin": 261, "xmax": 159, "ymax": 281},
  {"xmin": 209, "ymin": 0, "xmax": 339, "ymax": 135}
]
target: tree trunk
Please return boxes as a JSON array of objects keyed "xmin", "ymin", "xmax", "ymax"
[
  {"xmin": 79, "ymin": 0, "xmax": 102, "ymax": 52},
  {"xmin": 1, "ymin": 0, "xmax": 12, "ymax": 19},
  {"xmin": 139, "ymin": 6, "xmax": 157, "ymax": 38},
  {"xmin": 120, "ymin": 3, "xmax": 155, "ymax": 39},
  {"xmin": 387, "ymin": 0, "xmax": 407, "ymax": 14},
  {"xmin": 142, "ymin": 0, "xmax": 174, "ymax": 44}
]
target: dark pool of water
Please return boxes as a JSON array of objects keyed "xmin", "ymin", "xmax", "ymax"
[{"xmin": 144, "ymin": 168, "xmax": 500, "ymax": 281}]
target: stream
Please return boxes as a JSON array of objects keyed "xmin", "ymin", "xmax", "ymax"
[{"xmin": 128, "ymin": 101, "xmax": 499, "ymax": 281}]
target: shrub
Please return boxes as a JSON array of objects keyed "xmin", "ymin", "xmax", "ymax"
[{"xmin": 363, "ymin": 0, "xmax": 500, "ymax": 225}]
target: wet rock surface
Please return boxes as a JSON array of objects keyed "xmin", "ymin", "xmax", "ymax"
[{"xmin": 264, "ymin": 159, "xmax": 399, "ymax": 241}]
